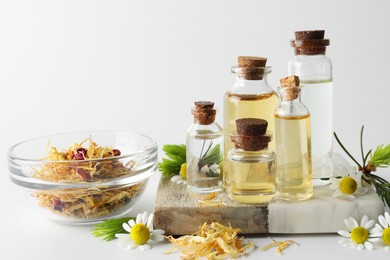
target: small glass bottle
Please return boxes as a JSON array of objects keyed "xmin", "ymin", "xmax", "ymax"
[
  {"xmin": 275, "ymin": 76, "xmax": 313, "ymax": 201},
  {"xmin": 227, "ymin": 118, "xmax": 275, "ymax": 204},
  {"xmin": 224, "ymin": 56, "xmax": 278, "ymax": 178},
  {"xmin": 186, "ymin": 101, "xmax": 223, "ymax": 194},
  {"xmin": 288, "ymin": 30, "xmax": 333, "ymax": 184}
]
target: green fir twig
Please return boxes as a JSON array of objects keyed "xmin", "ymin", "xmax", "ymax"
[{"xmin": 334, "ymin": 126, "xmax": 390, "ymax": 207}]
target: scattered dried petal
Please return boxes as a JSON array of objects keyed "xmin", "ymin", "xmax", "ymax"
[
  {"xmin": 260, "ymin": 237, "xmax": 298, "ymax": 255},
  {"xmin": 166, "ymin": 222, "xmax": 254, "ymax": 259}
]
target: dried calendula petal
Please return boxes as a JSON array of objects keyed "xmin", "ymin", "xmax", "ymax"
[
  {"xmin": 260, "ymin": 237, "xmax": 298, "ymax": 255},
  {"xmin": 165, "ymin": 222, "xmax": 254, "ymax": 259}
]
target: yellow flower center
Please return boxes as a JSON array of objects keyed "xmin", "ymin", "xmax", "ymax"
[
  {"xmin": 339, "ymin": 176, "xmax": 357, "ymax": 195},
  {"xmin": 130, "ymin": 223, "xmax": 150, "ymax": 245},
  {"xmin": 350, "ymin": 226, "xmax": 368, "ymax": 244},
  {"xmin": 180, "ymin": 163, "xmax": 187, "ymax": 180},
  {"xmin": 383, "ymin": 227, "xmax": 390, "ymax": 246}
]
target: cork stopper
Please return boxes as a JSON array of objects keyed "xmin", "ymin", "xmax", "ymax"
[
  {"xmin": 236, "ymin": 118, "xmax": 268, "ymax": 136},
  {"xmin": 236, "ymin": 56, "xmax": 268, "ymax": 80},
  {"xmin": 295, "ymin": 30, "xmax": 324, "ymax": 40},
  {"xmin": 231, "ymin": 118, "xmax": 271, "ymax": 151},
  {"xmin": 291, "ymin": 30, "xmax": 330, "ymax": 55},
  {"xmin": 192, "ymin": 101, "xmax": 216, "ymax": 125},
  {"xmin": 279, "ymin": 75, "xmax": 300, "ymax": 101},
  {"xmin": 238, "ymin": 56, "xmax": 267, "ymax": 68}
]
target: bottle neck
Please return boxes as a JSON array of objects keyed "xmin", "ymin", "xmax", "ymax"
[
  {"xmin": 230, "ymin": 67, "xmax": 274, "ymax": 94},
  {"xmin": 276, "ymin": 87, "xmax": 309, "ymax": 116},
  {"xmin": 234, "ymin": 147, "xmax": 269, "ymax": 153}
]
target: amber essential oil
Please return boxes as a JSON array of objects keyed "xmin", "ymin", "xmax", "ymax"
[{"xmin": 275, "ymin": 114, "xmax": 313, "ymax": 201}]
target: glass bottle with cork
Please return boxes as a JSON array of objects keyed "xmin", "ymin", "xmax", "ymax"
[
  {"xmin": 227, "ymin": 118, "xmax": 275, "ymax": 204},
  {"xmin": 288, "ymin": 30, "xmax": 333, "ymax": 184},
  {"xmin": 275, "ymin": 75, "xmax": 313, "ymax": 201},
  {"xmin": 186, "ymin": 101, "xmax": 224, "ymax": 195},
  {"xmin": 224, "ymin": 56, "xmax": 278, "ymax": 178}
]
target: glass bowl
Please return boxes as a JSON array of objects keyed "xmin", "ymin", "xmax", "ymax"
[{"xmin": 7, "ymin": 131, "xmax": 158, "ymax": 224}]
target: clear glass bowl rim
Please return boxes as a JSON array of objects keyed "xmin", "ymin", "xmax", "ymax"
[{"xmin": 7, "ymin": 130, "xmax": 158, "ymax": 163}]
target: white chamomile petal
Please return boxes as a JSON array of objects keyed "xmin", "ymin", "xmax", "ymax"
[
  {"xmin": 348, "ymin": 217, "xmax": 358, "ymax": 228},
  {"xmin": 123, "ymin": 223, "xmax": 131, "ymax": 232},
  {"xmin": 385, "ymin": 246, "xmax": 390, "ymax": 251},
  {"xmin": 344, "ymin": 218, "xmax": 355, "ymax": 232},
  {"xmin": 385, "ymin": 212, "xmax": 390, "ymax": 224},
  {"xmin": 126, "ymin": 243, "xmax": 138, "ymax": 250},
  {"xmin": 140, "ymin": 244, "xmax": 151, "ymax": 251},
  {"xmin": 152, "ymin": 229, "xmax": 165, "ymax": 235},
  {"xmin": 347, "ymin": 194, "xmax": 355, "ymax": 199},
  {"xmin": 368, "ymin": 237, "xmax": 381, "ymax": 243},
  {"xmin": 330, "ymin": 182, "xmax": 340, "ymax": 189},
  {"xmin": 345, "ymin": 218, "xmax": 356, "ymax": 230},
  {"xmin": 360, "ymin": 215, "xmax": 368, "ymax": 227},
  {"xmin": 147, "ymin": 213, "xmax": 154, "ymax": 230},
  {"xmin": 370, "ymin": 232, "xmax": 382, "ymax": 238},
  {"xmin": 333, "ymin": 189, "xmax": 342, "ymax": 198},
  {"xmin": 128, "ymin": 219, "xmax": 136, "ymax": 228},
  {"xmin": 364, "ymin": 241, "xmax": 373, "ymax": 250},
  {"xmin": 379, "ymin": 215, "xmax": 389, "ymax": 228},
  {"xmin": 115, "ymin": 233, "xmax": 130, "ymax": 239},
  {"xmin": 364, "ymin": 219, "xmax": 375, "ymax": 229},
  {"xmin": 357, "ymin": 244, "xmax": 364, "ymax": 250},
  {"xmin": 338, "ymin": 230, "xmax": 351, "ymax": 238},
  {"xmin": 329, "ymin": 177, "xmax": 340, "ymax": 184},
  {"xmin": 150, "ymin": 234, "xmax": 165, "ymax": 242},
  {"xmin": 136, "ymin": 213, "xmax": 142, "ymax": 224},
  {"xmin": 141, "ymin": 211, "xmax": 148, "ymax": 224}
]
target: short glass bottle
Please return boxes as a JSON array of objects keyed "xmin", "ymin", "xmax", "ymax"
[
  {"xmin": 186, "ymin": 101, "xmax": 224, "ymax": 195},
  {"xmin": 275, "ymin": 76, "xmax": 313, "ymax": 201},
  {"xmin": 288, "ymin": 30, "xmax": 333, "ymax": 183},
  {"xmin": 226, "ymin": 118, "xmax": 275, "ymax": 204}
]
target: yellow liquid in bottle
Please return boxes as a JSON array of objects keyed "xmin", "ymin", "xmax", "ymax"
[
  {"xmin": 223, "ymin": 92, "xmax": 278, "ymax": 165},
  {"xmin": 227, "ymin": 157, "xmax": 275, "ymax": 203},
  {"xmin": 275, "ymin": 114, "xmax": 313, "ymax": 201}
]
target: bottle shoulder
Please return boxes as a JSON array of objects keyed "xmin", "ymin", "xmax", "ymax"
[
  {"xmin": 275, "ymin": 101, "xmax": 310, "ymax": 117},
  {"xmin": 187, "ymin": 122, "xmax": 223, "ymax": 136},
  {"xmin": 288, "ymin": 55, "xmax": 332, "ymax": 81},
  {"xmin": 227, "ymin": 78, "xmax": 276, "ymax": 95}
]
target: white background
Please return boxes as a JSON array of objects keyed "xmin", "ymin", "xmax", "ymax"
[{"xmin": 1, "ymin": 0, "xmax": 390, "ymax": 259}]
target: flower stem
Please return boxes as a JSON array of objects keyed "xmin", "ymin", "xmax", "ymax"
[
  {"xmin": 333, "ymin": 131, "xmax": 363, "ymax": 169},
  {"xmin": 360, "ymin": 125, "xmax": 366, "ymax": 167}
]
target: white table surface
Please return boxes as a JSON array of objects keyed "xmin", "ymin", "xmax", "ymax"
[{"xmin": 2, "ymin": 165, "xmax": 389, "ymax": 260}]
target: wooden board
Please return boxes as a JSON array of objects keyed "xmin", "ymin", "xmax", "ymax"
[{"xmin": 153, "ymin": 155, "xmax": 385, "ymax": 235}]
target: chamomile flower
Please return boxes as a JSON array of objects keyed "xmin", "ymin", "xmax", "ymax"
[
  {"xmin": 170, "ymin": 163, "xmax": 187, "ymax": 185},
  {"xmin": 338, "ymin": 215, "xmax": 379, "ymax": 250},
  {"xmin": 370, "ymin": 212, "xmax": 390, "ymax": 251},
  {"xmin": 115, "ymin": 211, "xmax": 165, "ymax": 251},
  {"xmin": 200, "ymin": 163, "xmax": 221, "ymax": 177},
  {"xmin": 329, "ymin": 172, "xmax": 368, "ymax": 198}
]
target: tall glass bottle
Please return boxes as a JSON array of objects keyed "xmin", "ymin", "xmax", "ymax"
[
  {"xmin": 275, "ymin": 76, "xmax": 313, "ymax": 201},
  {"xmin": 224, "ymin": 56, "xmax": 278, "ymax": 178},
  {"xmin": 288, "ymin": 30, "xmax": 333, "ymax": 184},
  {"xmin": 186, "ymin": 101, "xmax": 223, "ymax": 194},
  {"xmin": 227, "ymin": 118, "xmax": 275, "ymax": 204}
]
